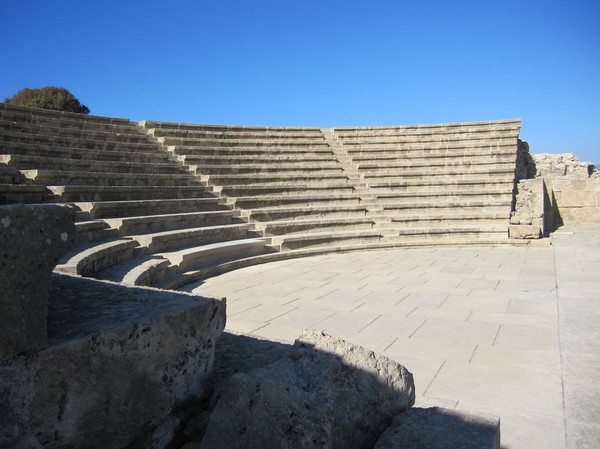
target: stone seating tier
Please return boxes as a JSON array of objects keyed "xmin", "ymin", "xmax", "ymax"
[
  {"xmin": 49, "ymin": 185, "xmax": 216, "ymax": 202},
  {"xmin": 0, "ymin": 130, "xmax": 158, "ymax": 151},
  {"xmin": 22, "ymin": 169, "xmax": 206, "ymax": 187},
  {"xmin": 232, "ymin": 193, "xmax": 363, "ymax": 209},
  {"xmin": 77, "ymin": 198, "xmax": 228, "ymax": 218},
  {"xmin": 189, "ymin": 162, "xmax": 343, "ymax": 175},
  {"xmin": 1, "ymin": 140, "xmax": 178, "ymax": 163},
  {"xmin": 140, "ymin": 119, "xmax": 321, "ymax": 133},
  {"xmin": 167, "ymin": 145, "xmax": 335, "ymax": 157},
  {"xmin": 0, "ymin": 154, "xmax": 189, "ymax": 175},
  {"xmin": 103, "ymin": 210, "xmax": 237, "ymax": 235},
  {"xmin": 243, "ymin": 204, "xmax": 369, "ymax": 221},
  {"xmin": 158, "ymin": 136, "xmax": 329, "ymax": 148}
]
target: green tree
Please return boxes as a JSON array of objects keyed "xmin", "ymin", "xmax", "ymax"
[{"xmin": 4, "ymin": 86, "xmax": 90, "ymax": 114}]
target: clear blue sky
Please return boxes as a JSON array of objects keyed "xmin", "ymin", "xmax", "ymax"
[{"xmin": 3, "ymin": 0, "xmax": 599, "ymax": 164}]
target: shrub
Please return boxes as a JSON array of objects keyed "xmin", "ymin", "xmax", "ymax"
[{"xmin": 4, "ymin": 87, "xmax": 90, "ymax": 114}]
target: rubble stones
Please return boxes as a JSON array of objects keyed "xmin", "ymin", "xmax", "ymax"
[{"xmin": 532, "ymin": 153, "xmax": 596, "ymax": 179}]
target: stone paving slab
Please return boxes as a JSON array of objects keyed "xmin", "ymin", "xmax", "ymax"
[{"xmin": 191, "ymin": 225, "xmax": 600, "ymax": 449}]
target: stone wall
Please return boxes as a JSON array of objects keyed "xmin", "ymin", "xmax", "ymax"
[
  {"xmin": 511, "ymin": 150, "xmax": 599, "ymax": 236},
  {"xmin": 532, "ymin": 153, "xmax": 599, "ymax": 226}
]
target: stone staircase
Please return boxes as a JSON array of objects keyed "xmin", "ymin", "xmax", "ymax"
[
  {"xmin": 140, "ymin": 121, "xmax": 383, "ymax": 258},
  {"xmin": 1, "ymin": 103, "xmax": 525, "ymax": 289},
  {"xmin": 332, "ymin": 120, "xmax": 522, "ymax": 246}
]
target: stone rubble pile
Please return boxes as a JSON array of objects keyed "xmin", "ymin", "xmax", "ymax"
[{"xmin": 531, "ymin": 153, "xmax": 596, "ymax": 179}]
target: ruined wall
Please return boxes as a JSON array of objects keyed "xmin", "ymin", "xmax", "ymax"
[{"xmin": 532, "ymin": 153, "xmax": 600, "ymax": 226}]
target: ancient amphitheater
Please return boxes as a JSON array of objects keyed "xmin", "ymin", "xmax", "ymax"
[{"xmin": 1, "ymin": 103, "xmax": 598, "ymax": 449}]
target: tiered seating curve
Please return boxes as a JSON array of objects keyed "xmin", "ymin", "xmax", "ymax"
[{"xmin": 1, "ymin": 103, "xmax": 524, "ymax": 289}]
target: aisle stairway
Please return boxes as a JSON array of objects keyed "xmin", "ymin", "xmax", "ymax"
[
  {"xmin": 1, "ymin": 103, "xmax": 524, "ymax": 289},
  {"xmin": 331, "ymin": 120, "xmax": 521, "ymax": 245}
]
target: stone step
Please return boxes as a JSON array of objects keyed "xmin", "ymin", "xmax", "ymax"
[
  {"xmin": 155, "ymin": 238, "xmax": 270, "ymax": 275},
  {"xmin": 94, "ymin": 255, "xmax": 172, "ymax": 286},
  {"xmin": 104, "ymin": 210, "xmax": 237, "ymax": 235},
  {"xmin": 0, "ymin": 183, "xmax": 53, "ymax": 204},
  {"xmin": 0, "ymin": 129, "xmax": 160, "ymax": 152},
  {"xmin": 150, "ymin": 128, "xmax": 326, "ymax": 140},
  {"xmin": 382, "ymin": 200, "xmax": 511, "ymax": 213},
  {"xmin": 0, "ymin": 154, "xmax": 188, "ymax": 175},
  {"xmin": 159, "ymin": 136, "xmax": 328, "ymax": 147},
  {"xmin": 190, "ymin": 163, "xmax": 343, "ymax": 175},
  {"xmin": 0, "ymin": 113, "xmax": 138, "ymax": 134},
  {"xmin": 355, "ymin": 155, "xmax": 517, "ymax": 169},
  {"xmin": 232, "ymin": 193, "xmax": 362, "ymax": 209},
  {"xmin": 221, "ymin": 183, "xmax": 356, "ymax": 197},
  {"xmin": 132, "ymin": 223, "xmax": 251, "ymax": 253},
  {"xmin": 368, "ymin": 179, "xmax": 515, "ymax": 192},
  {"xmin": 334, "ymin": 123, "xmax": 520, "ymax": 140},
  {"xmin": 272, "ymin": 230, "xmax": 383, "ymax": 251},
  {"xmin": 392, "ymin": 225, "xmax": 508, "ymax": 240},
  {"xmin": 0, "ymin": 120, "xmax": 151, "ymax": 143},
  {"xmin": 0, "ymin": 140, "xmax": 176, "ymax": 164},
  {"xmin": 342, "ymin": 138, "xmax": 518, "ymax": 152},
  {"xmin": 333, "ymin": 119, "xmax": 521, "ymax": 136},
  {"xmin": 56, "ymin": 238, "xmax": 140, "ymax": 276},
  {"xmin": 74, "ymin": 220, "xmax": 118, "ymax": 244},
  {"xmin": 21, "ymin": 169, "xmax": 204, "ymax": 187},
  {"xmin": 389, "ymin": 213, "xmax": 510, "ymax": 227},
  {"xmin": 0, "ymin": 165, "xmax": 29, "ymax": 184},
  {"xmin": 48, "ymin": 185, "xmax": 213, "ymax": 202},
  {"xmin": 351, "ymin": 150, "xmax": 517, "ymax": 164},
  {"xmin": 180, "ymin": 153, "xmax": 337, "ymax": 165},
  {"xmin": 169, "ymin": 145, "xmax": 334, "ymax": 157},
  {"xmin": 246, "ymin": 204, "xmax": 369, "ymax": 221},
  {"xmin": 0, "ymin": 103, "xmax": 131, "ymax": 127},
  {"xmin": 256, "ymin": 217, "xmax": 377, "ymax": 236},
  {"xmin": 76, "ymin": 198, "xmax": 227, "ymax": 218},
  {"xmin": 142, "ymin": 120, "xmax": 321, "ymax": 134},
  {"xmin": 374, "ymin": 190, "xmax": 513, "ymax": 203},
  {"xmin": 362, "ymin": 166, "xmax": 515, "ymax": 180},
  {"xmin": 205, "ymin": 173, "xmax": 349, "ymax": 186}
]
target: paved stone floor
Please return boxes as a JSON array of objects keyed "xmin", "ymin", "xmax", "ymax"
[{"xmin": 188, "ymin": 226, "xmax": 600, "ymax": 449}]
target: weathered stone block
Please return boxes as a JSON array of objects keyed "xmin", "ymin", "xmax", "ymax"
[
  {"xmin": 200, "ymin": 330, "xmax": 414, "ymax": 449},
  {"xmin": 0, "ymin": 204, "xmax": 76, "ymax": 361},
  {"xmin": 0, "ymin": 273, "xmax": 226, "ymax": 449},
  {"xmin": 373, "ymin": 407, "xmax": 500, "ymax": 449},
  {"xmin": 509, "ymin": 224, "xmax": 542, "ymax": 239}
]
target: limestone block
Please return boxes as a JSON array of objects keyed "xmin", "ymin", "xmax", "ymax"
[
  {"xmin": 373, "ymin": 407, "xmax": 500, "ymax": 449},
  {"xmin": 0, "ymin": 273, "xmax": 226, "ymax": 449},
  {"xmin": 0, "ymin": 204, "xmax": 76, "ymax": 361},
  {"xmin": 200, "ymin": 330, "xmax": 415, "ymax": 449},
  {"xmin": 509, "ymin": 224, "xmax": 542, "ymax": 239}
]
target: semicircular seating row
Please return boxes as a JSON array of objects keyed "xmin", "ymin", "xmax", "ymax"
[{"xmin": 0, "ymin": 103, "xmax": 522, "ymax": 291}]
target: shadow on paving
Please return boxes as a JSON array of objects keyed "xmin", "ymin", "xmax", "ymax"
[{"xmin": 194, "ymin": 331, "xmax": 500, "ymax": 449}]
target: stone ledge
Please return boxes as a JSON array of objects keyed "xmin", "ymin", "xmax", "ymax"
[{"xmin": 0, "ymin": 273, "xmax": 225, "ymax": 449}]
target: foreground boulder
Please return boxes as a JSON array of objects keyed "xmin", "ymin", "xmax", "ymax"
[{"xmin": 199, "ymin": 330, "xmax": 415, "ymax": 449}]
